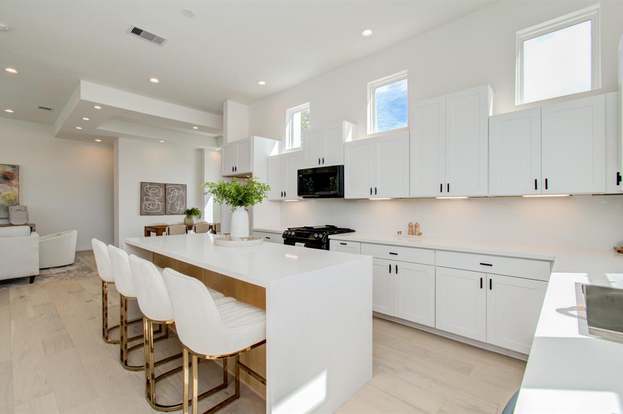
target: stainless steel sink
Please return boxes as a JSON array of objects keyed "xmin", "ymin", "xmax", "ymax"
[{"xmin": 581, "ymin": 284, "xmax": 623, "ymax": 343}]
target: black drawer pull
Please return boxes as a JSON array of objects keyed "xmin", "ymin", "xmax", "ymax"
[
  {"xmin": 395, "ymin": 264, "xmax": 398, "ymax": 274},
  {"xmin": 479, "ymin": 262, "xmax": 493, "ymax": 267},
  {"xmin": 388, "ymin": 252, "xmax": 398, "ymax": 256},
  {"xmin": 388, "ymin": 264, "xmax": 392, "ymax": 274},
  {"xmin": 480, "ymin": 277, "xmax": 483, "ymax": 289},
  {"xmin": 489, "ymin": 278, "xmax": 493, "ymax": 290},
  {"xmin": 339, "ymin": 242, "xmax": 347, "ymax": 246},
  {"xmin": 265, "ymin": 236, "xmax": 271, "ymax": 239}
]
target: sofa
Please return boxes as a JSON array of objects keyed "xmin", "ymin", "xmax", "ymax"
[
  {"xmin": 0, "ymin": 225, "xmax": 39, "ymax": 283},
  {"xmin": 39, "ymin": 229, "xmax": 77, "ymax": 269}
]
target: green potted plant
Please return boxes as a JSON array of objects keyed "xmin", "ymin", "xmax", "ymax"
[
  {"xmin": 204, "ymin": 178, "xmax": 270, "ymax": 238},
  {"xmin": 183, "ymin": 207, "xmax": 201, "ymax": 226}
]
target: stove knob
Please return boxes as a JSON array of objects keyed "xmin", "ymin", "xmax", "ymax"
[{"xmin": 314, "ymin": 233, "xmax": 320, "ymax": 239}]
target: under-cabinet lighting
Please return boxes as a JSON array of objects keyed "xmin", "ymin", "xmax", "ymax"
[
  {"xmin": 149, "ymin": 77, "xmax": 160, "ymax": 84},
  {"xmin": 361, "ymin": 29, "xmax": 373, "ymax": 37},
  {"xmin": 4, "ymin": 67, "xmax": 18, "ymax": 74},
  {"xmin": 93, "ymin": 105, "xmax": 102, "ymax": 110},
  {"xmin": 369, "ymin": 198, "xmax": 392, "ymax": 201},
  {"xmin": 285, "ymin": 254, "xmax": 299, "ymax": 260},
  {"xmin": 3, "ymin": 108, "xmax": 14, "ymax": 113},
  {"xmin": 435, "ymin": 196, "xmax": 468, "ymax": 200},
  {"xmin": 522, "ymin": 194, "xmax": 570, "ymax": 198},
  {"xmin": 82, "ymin": 116, "xmax": 90, "ymax": 121},
  {"xmin": 94, "ymin": 138, "xmax": 103, "ymax": 143},
  {"xmin": 284, "ymin": 199, "xmax": 300, "ymax": 202},
  {"xmin": 75, "ymin": 126, "xmax": 83, "ymax": 130}
]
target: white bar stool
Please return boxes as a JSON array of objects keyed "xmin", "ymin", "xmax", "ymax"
[
  {"xmin": 129, "ymin": 255, "xmax": 234, "ymax": 411},
  {"xmin": 109, "ymin": 244, "xmax": 163, "ymax": 371},
  {"xmin": 162, "ymin": 268, "xmax": 266, "ymax": 414}
]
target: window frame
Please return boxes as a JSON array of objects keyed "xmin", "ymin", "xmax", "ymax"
[
  {"xmin": 367, "ymin": 70, "xmax": 409, "ymax": 135},
  {"xmin": 284, "ymin": 102, "xmax": 310, "ymax": 151},
  {"xmin": 515, "ymin": 4, "xmax": 601, "ymax": 105}
]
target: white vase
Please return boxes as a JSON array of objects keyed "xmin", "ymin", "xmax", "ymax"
[{"xmin": 230, "ymin": 207, "xmax": 249, "ymax": 239}]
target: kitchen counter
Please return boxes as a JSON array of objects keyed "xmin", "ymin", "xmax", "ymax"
[
  {"xmin": 252, "ymin": 227, "xmax": 284, "ymax": 235},
  {"xmin": 515, "ymin": 272, "xmax": 623, "ymax": 413},
  {"xmin": 125, "ymin": 233, "xmax": 373, "ymax": 414}
]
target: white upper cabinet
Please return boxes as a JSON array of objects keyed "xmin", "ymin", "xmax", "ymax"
[
  {"xmin": 345, "ymin": 129, "xmax": 410, "ymax": 199},
  {"xmin": 221, "ymin": 136, "xmax": 277, "ymax": 178},
  {"xmin": 541, "ymin": 94, "xmax": 606, "ymax": 194},
  {"xmin": 489, "ymin": 108, "xmax": 542, "ymax": 196},
  {"xmin": 605, "ymin": 92, "xmax": 621, "ymax": 193},
  {"xmin": 411, "ymin": 97, "xmax": 446, "ymax": 197},
  {"xmin": 267, "ymin": 151, "xmax": 302, "ymax": 201},
  {"xmin": 303, "ymin": 121, "xmax": 354, "ymax": 168},
  {"xmin": 410, "ymin": 85, "xmax": 492, "ymax": 197}
]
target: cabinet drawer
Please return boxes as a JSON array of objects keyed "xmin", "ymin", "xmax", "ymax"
[
  {"xmin": 361, "ymin": 243, "xmax": 434, "ymax": 265},
  {"xmin": 330, "ymin": 240, "xmax": 361, "ymax": 254},
  {"xmin": 253, "ymin": 231, "xmax": 283, "ymax": 244},
  {"xmin": 436, "ymin": 250, "xmax": 551, "ymax": 281}
]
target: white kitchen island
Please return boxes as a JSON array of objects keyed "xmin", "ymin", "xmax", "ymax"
[{"xmin": 125, "ymin": 233, "xmax": 373, "ymax": 414}]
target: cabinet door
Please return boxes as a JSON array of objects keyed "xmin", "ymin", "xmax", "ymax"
[
  {"xmin": 322, "ymin": 125, "xmax": 345, "ymax": 166},
  {"xmin": 303, "ymin": 129, "xmax": 324, "ymax": 168},
  {"xmin": 236, "ymin": 140, "xmax": 252, "ymax": 174},
  {"xmin": 284, "ymin": 151, "xmax": 302, "ymax": 200},
  {"xmin": 605, "ymin": 92, "xmax": 621, "ymax": 193},
  {"xmin": 410, "ymin": 97, "xmax": 446, "ymax": 197},
  {"xmin": 444, "ymin": 86, "xmax": 491, "ymax": 196},
  {"xmin": 345, "ymin": 139, "xmax": 374, "ymax": 199},
  {"xmin": 375, "ymin": 130, "xmax": 410, "ymax": 198},
  {"xmin": 267, "ymin": 155, "xmax": 284, "ymax": 200},
  {"xmin": 435, "ymin": 267, "xmax": 486, "ymax": 342},
  {"xmin": 395, "ymin": 262, "xmax": 435, "ymax": 327},
  {"xmin": 486, "ymin": 274, "xmax": 546, "ymax": 354},
  {"xmin": 221, "ymin": 144, "xmax": 237, "ymax": 176},
  {"xmin": 373, "ymin": 259, "xmax": 396, "ymax": 316},
  {"xmin": 489, "ymin": 108, "xmax": 542, "ymax": 196},
  {"xmin": 542, "ymin": 94, "xmax": 606, "ymax": 194}
]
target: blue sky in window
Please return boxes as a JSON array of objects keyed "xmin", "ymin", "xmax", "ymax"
[{"xmin": 375, "ymin": 78, "xmax": 408, "ymax": 132}]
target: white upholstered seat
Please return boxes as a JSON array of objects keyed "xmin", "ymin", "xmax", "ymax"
[{"xmin": 91, "ymin": 238, "xmax": 119, "ymax": 344}]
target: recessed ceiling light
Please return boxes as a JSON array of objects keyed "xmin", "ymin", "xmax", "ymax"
[
  {"xmin": 257, "ymin": 80, "xmax": 267, "ymax": 86},
  {"xmin": 361, "ymin": 29, "xmax": 373, "ymax": 37},
  {"xmin": 159, "ymin": 139, "xmax": 166, "ymax": 143},
  {"xmin": 93, "ymin": 105, "xmax": 102, "ymax": 110},
  {"xmin": 4, "ymin": 109, "xmax": 14, "ymax": 113},
  {"xmin": 181, "ymin": 8, "xmax": 195, "ymax": 18},
  {"xmin": 193, "ymin": 126, "xmax": 199, "ymax": 130},
  {"xmin": 149, "ymin": 77, "xmax": 160, "ymax": 84},
  {"xmin": 4, "ymin": 67, "xmax": 18, "ymax": 74},
  {"xmin": 75, "ymin": 126, "xmax": 83, "ymax": 130},
  {"xmin": 95, "ymin": 138, "xmax": 103, "ymax": 143},
  {"xmin": 82, "ymin": 116, "xmax": 90, "ymax": 121}
]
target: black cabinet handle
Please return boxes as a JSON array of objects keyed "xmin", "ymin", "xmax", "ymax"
[
  {"xmin": 389, "ymin": 252, "xmax": 398, "ymax": 256},
  {"xmin": 284, "ymin": 190, "xmax": 286, "ymax": 197},
  {"xmin": 265, "ymin": 236, "xmax": 271, "ymax": 240},
  {"xmin": 440, "ymin": 183, "xmax": 443, "ymax": 193},
  {"xmin": 339, "ymin": 242, "xmax": 347, "ymax": 246},
  {"xmin": 545, "ymin": 178, "xmax": 549, "ymax": 190},
  {"xmin": 369, "ymin": 187, "xmax": 372, "ymax": 195},
  {"xmin": 479, "ymin": 262, "xmax": 493, "ymax": 267},
  {"xmin": 231, "ymin": 166, "xmax": 234, "ymax": 172},
  {"xmin": 395, "ymin": 264, "xmax": 398, "ymax": 274},
  {"xmin": 318, "ymin": 158, "xmax": 321, "ymax": 165},
  {"xmin": 534, "ymin": 178, "xmax": 538, "ymax": 191},
  {"xmin": 489, "ymin": 278, "xmax": 493, "ymax": 290},
  {"xmin": 617, "ymin": 172, "xmax": 621, "ymax": 186},
  {"xmin": 480, "ymin": 277, "xmax": 483, "ymax": 289},
  {"xmin": 388, "ymin": 264, "xmax": 392, "ymax": 274},
  {"xmin": 374, "ymin": 187, "xmax": 378, "ymax": 195},
  {"xmin": 322, "ymin": 157, "xmax": 325, "ymax": 164},
  {"xmin": 446, "ymin": 183, "xmax": 450, "ymax": 193}
]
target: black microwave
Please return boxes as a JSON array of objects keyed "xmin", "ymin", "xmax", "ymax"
[{"xmin": 297, "ymin": 165, "xmax": 344, "ymax": 198}]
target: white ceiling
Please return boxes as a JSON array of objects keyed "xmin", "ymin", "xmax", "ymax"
[{"xmin": 0, "ymin": 0, "xmax": 497, "ymax": 125}]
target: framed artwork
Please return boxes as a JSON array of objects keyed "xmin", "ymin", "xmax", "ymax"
[
  {"xmin": 140, "ymin": 182, "xmax": 165, "ymax": 215},
  {"xmin": 165, "ymin": 184, "xmax": 187, "ymax": 215},
  {"xmin": 0, "ymin": 164, "xmax": 19, "ymax": 219}
]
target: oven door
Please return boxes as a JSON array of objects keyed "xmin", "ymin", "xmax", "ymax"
[{"xmin": 297, "ymin": 165, "xmax": 344, "ymax": 198}]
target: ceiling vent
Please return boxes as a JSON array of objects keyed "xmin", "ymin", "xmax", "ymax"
[
  {"xmin": 129, "ymin": 26, "xmax": 166, "ymax": 45},
  {"xmin": 37, "ymin": 106, "xmax": 54, "ymax": 111}
]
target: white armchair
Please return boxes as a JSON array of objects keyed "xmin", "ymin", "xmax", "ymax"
[
  {"xmin": 39, "ymin": 229, "xmax": 77, "ymax": 269},
  {"xmin": 0, "ymin": 226, "xmax": 39, "ymax": 283}
]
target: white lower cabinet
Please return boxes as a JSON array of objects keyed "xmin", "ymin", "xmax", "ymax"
[
  {"xmin": 372, "ymin": 258, "xmax": 435, "ymax": 327},
  {"xmin": 486, "ymin": 274, "xmax": 546, "ymax": 354},
  {"xmin": 435, "ymin": 267, "xmax": 487, "ymax": 342},
  {"xmin": 329, "ymin": 240, "xmax": 361, "ymax": 254}
]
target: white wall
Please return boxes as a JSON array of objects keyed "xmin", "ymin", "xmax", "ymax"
[
  {"xmin": 248, "ymin": 0, "xmax": 623, "ymax": 251},
  {"xmin": 223, "ymin": 100, "xmax": 250, "ymax": 143},
  {"xmin": 114, "ymin": 137, "xmax": 205, "ymax": 246},
  {"xmin": 0, "ymin": 118, "xmax": 113, "ymax": 250}
]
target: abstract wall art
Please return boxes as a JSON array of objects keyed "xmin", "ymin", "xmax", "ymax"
[
  {"xmin": 140, "ymin": 182, "xmax": 165, "ymax": 215},
  {"xmin": 165, "ymin": 184, "xmax": 187, "ymax": 215},
  {"xmin": 0, "ymin": 164, "xmax": 19, "ymax": 219}
]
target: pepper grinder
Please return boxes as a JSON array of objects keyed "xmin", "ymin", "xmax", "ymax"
[
  {"xmin": 407, "ymin": 222, "xmax": 415, "ymax": 236},
  {"xmin": 414, "ymin": 222, "xmax": 423, "ymax": 236}
]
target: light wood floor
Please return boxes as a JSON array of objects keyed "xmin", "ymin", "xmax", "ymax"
[{"xmin": 0, "ymin": 251, "xmax": 525, "ymax": 414}]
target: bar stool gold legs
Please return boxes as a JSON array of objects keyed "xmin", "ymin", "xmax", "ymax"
[
  {"xmin": 119, "ymin": 293, "xmax": 152, "ymax": 371},
  {"xmin": 183, "ymin": 341, "xmax": 266, "ymax": 414},
  {"xmin": 101, "ymin": 281, "xmax": 120, "ymax": 344}
]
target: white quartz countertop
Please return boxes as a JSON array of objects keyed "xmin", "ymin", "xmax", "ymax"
[
  {"xmin": 515, "ymin": 272, "xmax": 623, "ymax": 413},
  {"xmin": 126, "ymin": 233, "xmax": 363, "ymax": 288}
]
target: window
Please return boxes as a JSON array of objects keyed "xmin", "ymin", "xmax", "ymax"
[
  {"xmin": 367, "ymin": 71, "xmax": 408, "ymax": 134},
  {"xmin": 516, "ymin": 5, "xmax": 600, "ymax": 105},
  {"xmin": 285, "ymin": 103, "xmax": 310, "ymax": 150}
]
